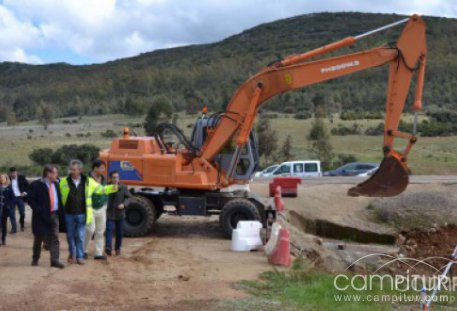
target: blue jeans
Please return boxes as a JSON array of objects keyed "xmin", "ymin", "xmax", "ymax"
[
  {"xmin": 10, "ymin": 197, "xmax": 25, "ymax": 231},
  {"xmin": 65, "ymin": 213, "xmax": 86, "ymax": 259},
  {"xmin": 105, "ymin": 219, "xmax": 124, "ymax": 251}
]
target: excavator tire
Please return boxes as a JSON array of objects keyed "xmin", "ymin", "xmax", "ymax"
[
  {"xmin": 219, "ymin": 198, "xmax": 261, "ymax": 238},
  {"xmin": 124, "ymin": 195, "xmax": 157, "ymax": 237}
]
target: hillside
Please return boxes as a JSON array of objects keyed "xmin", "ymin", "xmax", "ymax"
[{"xmin": 0, "ymin": 12, "xmax": 456, "ymax": 121}]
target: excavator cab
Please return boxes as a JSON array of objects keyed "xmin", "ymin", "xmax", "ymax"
[{"xmin": 191, "ymin": 114, "xmax": 259, "ymax": 180}]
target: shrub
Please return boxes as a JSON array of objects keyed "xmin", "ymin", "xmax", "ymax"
[
  {"xmin": 283, "ymin": 106, "xmax": 296, "ymax": 114},
  {"xmin": 29, "ymin": 148, "xmax": 54, "ymax": 165},
  {"xmin": 365, "ymin": 122, "xmax": 384, "ymax": 136},
  {"xmin": 340, "ymin": 111, "xmax": 383, "ymax": 120},
  {"xmin": 330, "ymin": 123, "xmax": 361, "ymax": 135},
  {"xmin": 101, "ymin": 129, "xmax": 118, "ymax": 138},
  {"xmin": 262, "ymin": 113, "xmax": 279, "ymax": 119},
  {"xmin": 29, "ymin": 144, "xmax": 100, "ymax": 166},
  {"xmin": 294, "ymin": 112, "xmax": 312, "ymax": 120}
]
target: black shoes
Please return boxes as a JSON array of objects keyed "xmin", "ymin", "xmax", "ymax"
[
  {"xmin": 31, "ymin": 260, "xmax": 39, "ymax": 266},
  {"xmin": 105, "ymin": 249, "xmax": 112, "ymax": 256},
  {"xmin": 51, "ymin": 262, "xmax": 65, "ymax": 269},
  {"xmin": 94, "ymin": 255, "xmax": 107, "ymax": 260},
  {"xmin": 83, "ymin": 252, "xmax": 89, "ymax": 260},
  {"xmin": 115, "ymin": 250, "xmax": 121, "ymax": 256}
]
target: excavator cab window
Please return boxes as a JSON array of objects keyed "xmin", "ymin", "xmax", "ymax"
[{"xmin": 235, "ymin": 159, "xmax": 251, "ymax": 176}]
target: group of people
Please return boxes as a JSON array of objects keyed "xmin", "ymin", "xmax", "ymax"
[
  {"xmin": 0, "ymin": 160, "xmax": 131, "ymax": 269},
  {"xmin": 0, "ymin": 167, "xmax": 29, "ymax": 244}
]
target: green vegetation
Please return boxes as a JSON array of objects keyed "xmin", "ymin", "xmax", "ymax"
[
  {"xmin": 340, "ymin": 111, "xmax": 384, "ymax": 121},
  {"xmin": 331, "ymin": 123, "xmax": 361, "ymax": 136},
  {"xmin": 308, "ymin": 117, "xmax": 334, "ymax": 169},
  {"xmin": 2, "ymin": 112, "xmax": 457, "ymax": 175},
  {"xmin": 256, "ymin": 116, "xmax": 279, "ymax": 162},
  {"xmin": 29, "ymin": 144, "xmax": 100, "ymax": 167},
  {"xmin": 235, "ymin": 257, "xmax": 457, "ymax": 310},
  {"xmin": 144, "ymin": 95, "xmax": 174, "ymax": 135},
  {"xmin": 0, "ymin": 13, "xmax": 455, "ymax": 124}
]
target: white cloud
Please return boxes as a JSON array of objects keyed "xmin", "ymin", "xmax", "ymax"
[
  {"xmin": 0, "ymin": 5, "xmax": 43, "ymax": 63},
  {"xmin": 0, "ymin": 0, "xmax": 454, "ymax": 64}
]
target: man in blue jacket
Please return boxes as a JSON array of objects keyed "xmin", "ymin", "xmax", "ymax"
[
  {"xmin": 28, "ymin": 164, "xmax": 65, "ymax": 268},
  {"xmin": 8, "ymin": 167, "xmax": 29, "ymax": 233}
]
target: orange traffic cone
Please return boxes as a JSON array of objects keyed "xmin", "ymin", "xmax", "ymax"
[
  {"xmin": 268, "ymin": 228, "xmax": 292, "ymax": 266},
  {"xmin": 274, "ymin": 186, "xmax": 285, "ymax": 212}
]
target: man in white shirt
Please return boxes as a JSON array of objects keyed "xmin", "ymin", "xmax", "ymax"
[{"xmin": 8, "ymin": 167, "xmax": 29, "ymax": 233}]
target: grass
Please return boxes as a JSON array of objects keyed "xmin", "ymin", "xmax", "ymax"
[
  {"xmin": 230, "ymin": 257, "xmax": 457, "ymax": 311},
  {"xmin": 1, "ymin": 112, "xmax": 457, "ymax": 175}
]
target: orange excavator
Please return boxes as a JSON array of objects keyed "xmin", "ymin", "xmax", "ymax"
[{"xmin": 100, "ymin": 15, "xmax": 427, "ymax": 237}]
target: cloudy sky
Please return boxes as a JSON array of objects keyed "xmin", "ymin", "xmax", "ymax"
[{"xmin": 0, "ymin": 0, "xmax": 454, "ymax": 65}]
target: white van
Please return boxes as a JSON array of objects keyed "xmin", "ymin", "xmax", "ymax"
[
  {"xmin": 254, "ymin": 164, "xmax": 279, "ymax": 178},
  {"xmin": 255, "ymin": 160, "xmax": 322, "ymax": 178}
]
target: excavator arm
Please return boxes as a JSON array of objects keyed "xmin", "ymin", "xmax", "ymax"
[{"xmin": 200, "ymin": 15, "xmax": 426, "ymax": 197}]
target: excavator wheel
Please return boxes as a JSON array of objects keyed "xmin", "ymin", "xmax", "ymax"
[
  {"xmin": 124, "ymin": 195, "xmax": 157, "ymax": 237},
  {"xmin": 219, "ymin": 198, "xmax": 261, "ymax": 238}
]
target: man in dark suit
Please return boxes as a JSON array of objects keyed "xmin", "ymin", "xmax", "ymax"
[
  {"xmin": 8, "ymin": 167, "xmax": 30, "ymax": 232},
  {"xmin": 28, "ymin": 164, "xmax": 65, "ymax": 269}
]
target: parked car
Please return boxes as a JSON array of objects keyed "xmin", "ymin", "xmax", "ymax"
[
  {"xmin": 256, "ymin": 160, "xmax": 322, "ymax": 178},
  {"xmin": 357, "ymin": 166, "xmax": 379, "ymax": 177},
  {"xmin": 323, "ymin": 162, "xmax": 378, "ymax": 176},
  {"xmin": 254, "ymin": 164, "xmax": 279, "ymax": 178}
]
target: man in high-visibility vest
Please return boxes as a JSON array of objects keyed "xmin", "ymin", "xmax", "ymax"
[
  {"xmin": 60, "ymin": 159, "xmax": 118, "ymax": 265},
  {"xmin": 84, "ymin": 159, "xmax": 111, "ymax": 260}
]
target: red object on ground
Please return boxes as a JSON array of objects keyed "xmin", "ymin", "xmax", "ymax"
[
  {"xmin": 274, "ymin": 186, "xmax": 285, "ymax": 212},
  {"xmin": 268, "ymin": 228, "xmax": 292, "ymax": 266},
  {"xmin": 269, "ymin": 177, "xmax": 301, "ymax": 197}
]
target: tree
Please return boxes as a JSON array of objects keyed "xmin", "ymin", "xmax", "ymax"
[
  {"xmin": 172, "ymin": 113, "xmax": 179, "ymax": 126},
  {"xmin": 29, "ymin": 148, "xmax": 54, "ymax": 165},
  {"xmin": 124, "ymin": 97, "xmax": 145, "ymax": 116},
  {"xmin": 256, "ymin": 117, "xmax": 278, "ymax": 161},
  {"xmin": 144, "ymin": 95, "xmax": 174, "ymax": 136},
  {"xmin": 279, "ymin": 135, "xmax": 293, "ymax": 162},
  {"xmin": 312, "ymin": 93, "xmax": 326, "ymax": 118},
  {"xmin": 36, "ymin": 101, "xmax": 53, "ymax": 129},
  {"xmin": 6, "ymin": 111, "xmax": 17, "ymax": 126},
  {"xmin": 29, "ymin": 144, "xmax": 100, "ymax": 166},
  {"xmin": 308, "ymin": 117, "xmax": 334, "ymax": 169}
]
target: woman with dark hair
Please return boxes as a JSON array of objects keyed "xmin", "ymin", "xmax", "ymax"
[{"xmin": 0, "ymin": 174, "xmax": 14, "ymax": 245}]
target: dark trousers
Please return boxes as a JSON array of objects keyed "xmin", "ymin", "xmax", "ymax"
[
  {"xmin": 105, "ymin": 219, "xmax": 124, "ymax": 251},
  {"xmin": 33, "ymin": 213, "xmax": 60, "ymax": 264},
  {"xmin": 1, "ymin": 207, "xmax": 9, "ymax": 242},
  {"xmin": 10, "ymin": 197, "xmax": 25, "ymax": 231}
]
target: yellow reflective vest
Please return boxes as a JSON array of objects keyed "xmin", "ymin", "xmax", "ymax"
[{"xmin": 60, "ymin": 175, "xmax": 118, "ymax": 224}]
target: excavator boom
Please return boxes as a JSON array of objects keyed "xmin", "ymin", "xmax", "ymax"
[
  {"xmin": 99, "ymin": 15, "xmax": 428, "ymax": 238},
  {"xmin": 200, "ymin": 15, "xmax": 426, "ymax": 197},
  {"xmin": 101, "ymin": 15, "xmax": 427, "ymax": 197}
]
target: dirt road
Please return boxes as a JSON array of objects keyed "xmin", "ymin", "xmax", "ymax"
[{"xmin": 0, "ymin": 213, "xmax": 271, "ymax": 311}]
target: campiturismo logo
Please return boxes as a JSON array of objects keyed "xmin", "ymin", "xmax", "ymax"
[{"xmin": 333, "ymin": 253, "xmax": 457, "ymax": 306}]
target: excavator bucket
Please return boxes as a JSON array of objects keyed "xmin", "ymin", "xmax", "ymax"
[{"xmin": 347, "ymin": 156, "xmax": 409, "ymax": 197}]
